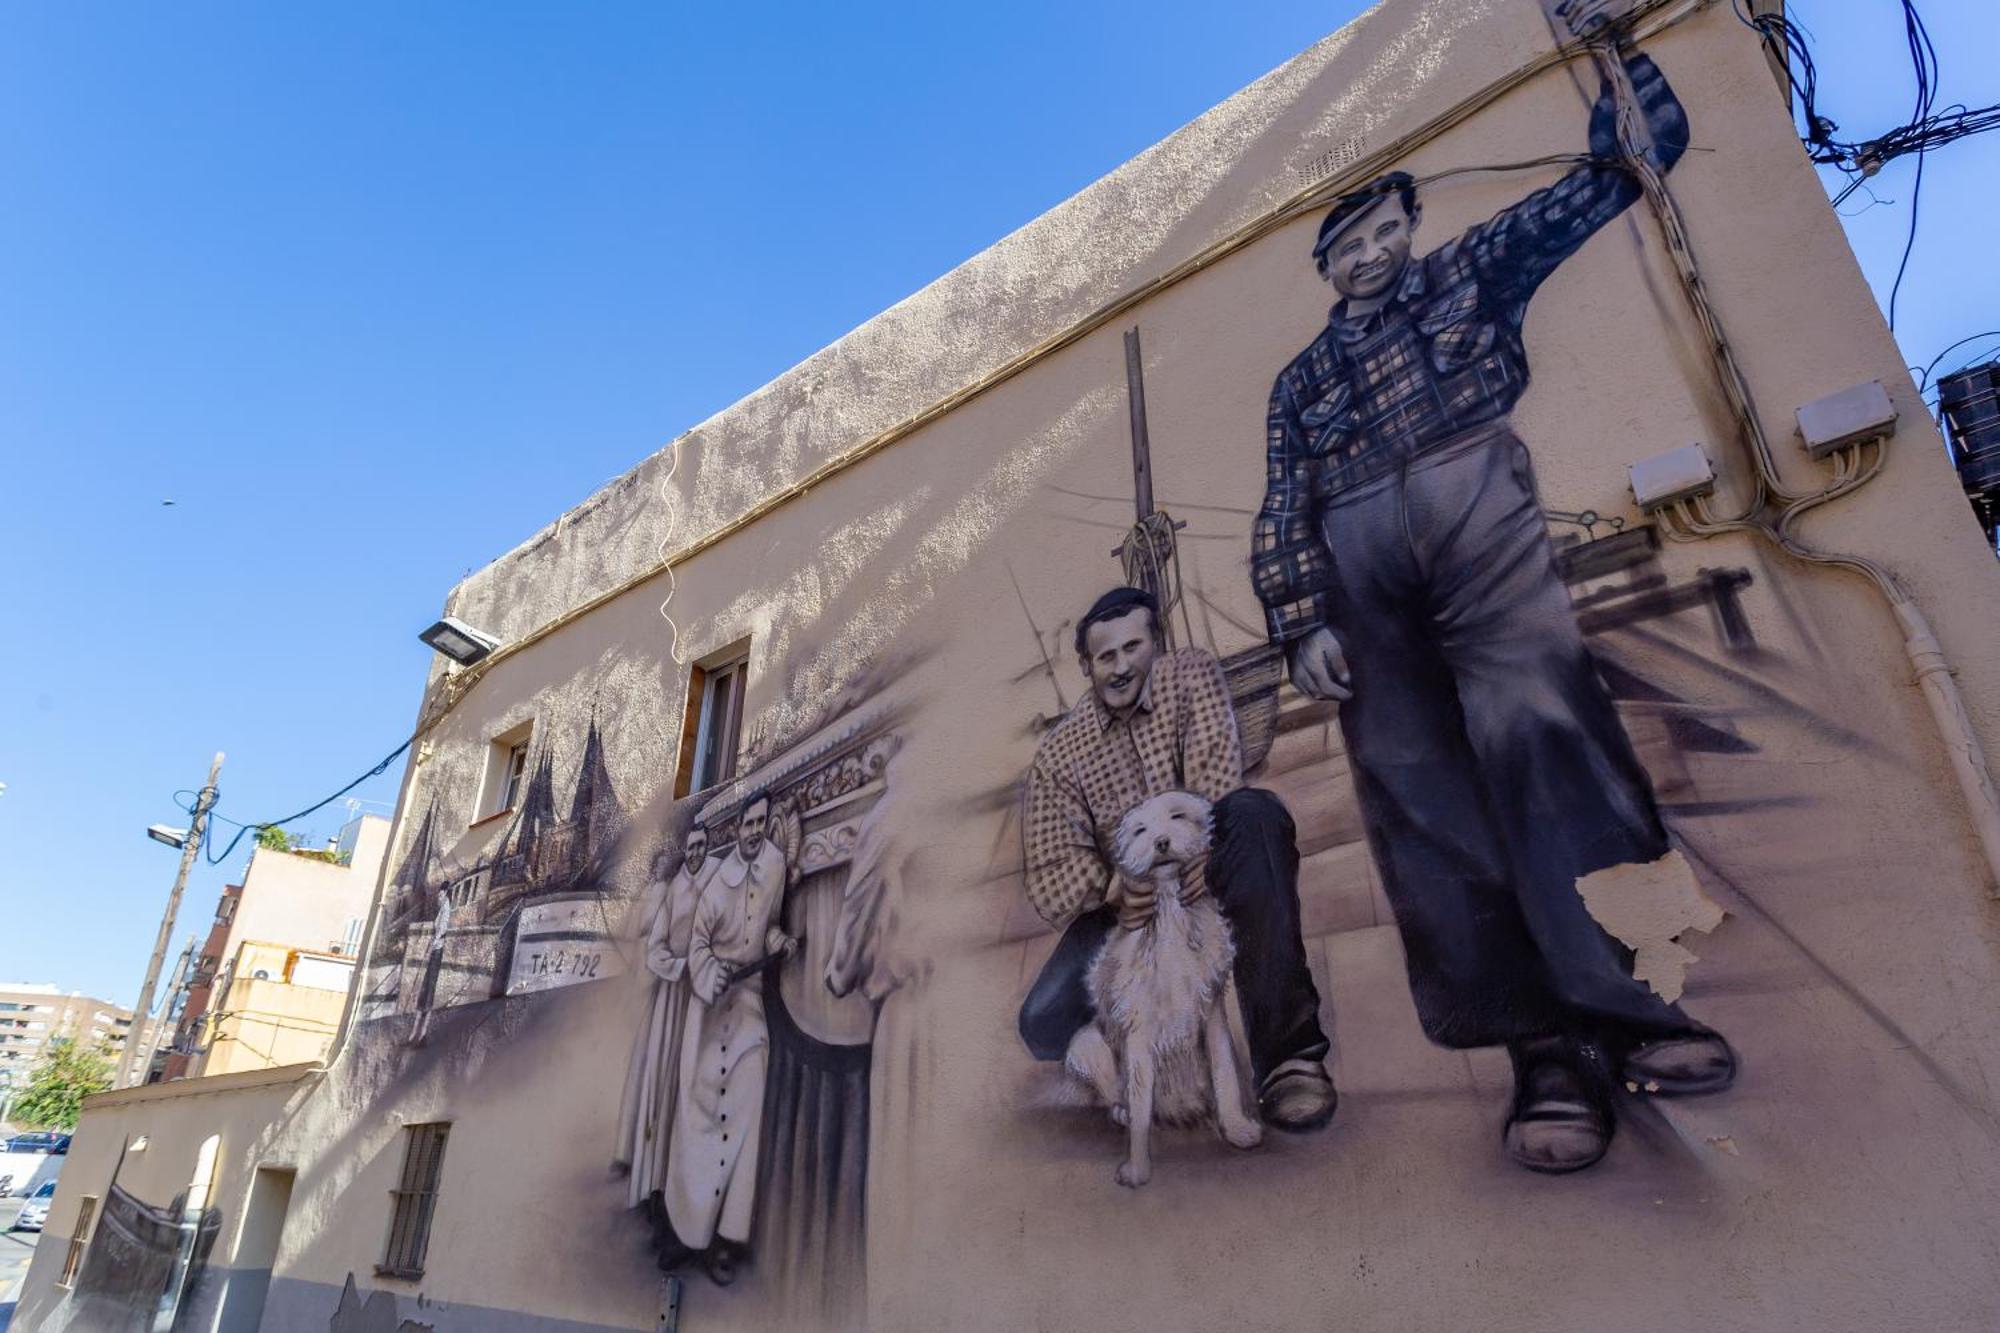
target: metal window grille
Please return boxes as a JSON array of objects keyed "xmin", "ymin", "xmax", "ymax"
[
  {"xmin": 378, "ymin": 1122, "xmax": 449, "ymax": 1279},
  {"xmin": 58, "ymin": 1194, "xmax": 97, "ymax": 1288}
]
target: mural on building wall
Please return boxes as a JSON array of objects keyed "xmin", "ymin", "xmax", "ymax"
[
  {"xmin": 1244, "ymin": 49, "xmax": 1733, "ymax": 1174},
  {"xmin": 239, "ymin": 19, "xmax": 2000, "ymax": 1333},
  {"xmin": 63, "ymin": 1137, "xmax": 224, "ymax": 1333},
  {"xmin": 362, "ymin": 711, "xmax": 631, "ymax": 1042},
  {"xmin": 1010, "ymin": 48, "xmax": 1748, "ymax": 1179},
  {"xmin": 613, "ymin": 670, "xmax": 911, "ymax": 1322},
  {"xmin": 68, "ymin": 1185, "xmax": 222, "ymax": 1332},
  {"xmin": 1017, "ymin": 586, "xmax": 1328, "ymax": 1178}
]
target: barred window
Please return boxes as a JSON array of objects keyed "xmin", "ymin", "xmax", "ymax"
[
  {"xmin": 377, "ymin": 1122, "xmax": 449, "ymax": 1279},
  {"xmin": 58, "ymin": 1194, "xmax": 97, "ymax": 1288}
]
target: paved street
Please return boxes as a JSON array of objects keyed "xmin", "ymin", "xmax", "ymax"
[{"xmin": 0, "ymin": 1195, "xmax": 36, "ymax": 1332}]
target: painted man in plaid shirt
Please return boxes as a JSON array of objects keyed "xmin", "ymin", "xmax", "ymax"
[
  {"xmin": 1018, "ymin": 586, "xmax": 1336, "ymax": 1132},
  {"xmin": 1253, "ymin": 53, "xmax": 1733, "ymax": 1173}
]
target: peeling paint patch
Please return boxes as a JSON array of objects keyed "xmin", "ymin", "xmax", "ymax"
[
  {"xmin": 1574, "ymin": 850, "xmax": 1726, "ymax": 1003},
  {"xmin": 328, "ymin": 1273, "xmax": 434, "ymax": 1333}
]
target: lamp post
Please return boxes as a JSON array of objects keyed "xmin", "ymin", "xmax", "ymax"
[{"xmin": 118, "ymin": 752, "xmax": 223, "ymax": 1089}]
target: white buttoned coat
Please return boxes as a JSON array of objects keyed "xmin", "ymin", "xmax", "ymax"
[{"xmin": 662, "ymin": 838, "xmax": 789, "ymax": 1248}]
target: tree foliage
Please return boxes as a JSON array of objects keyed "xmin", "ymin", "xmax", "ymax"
[
  {"xmin": 256, "ymin": 825, "xmax": 297, "ymax": 853},
  {"xmin": 11, "ymin": 1037, "xmax": 114, "ymax": 1129},
  {"xmin": 255, "ymin": 826, "xmax": 341, "ymax": 862}
]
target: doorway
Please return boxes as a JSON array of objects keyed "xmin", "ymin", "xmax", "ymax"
[{"xmin": 215, "ymin": 1166, "xmax": 294, "ymax": 1333}]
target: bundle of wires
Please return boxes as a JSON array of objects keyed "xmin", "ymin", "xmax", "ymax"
[
  {"xmin": 1737, "ymin": 0, "xmax": 2000, "ymax": 329},
  {"xmin": 180, "ymin": 739, "xmax": 412, "ymax": 866}
]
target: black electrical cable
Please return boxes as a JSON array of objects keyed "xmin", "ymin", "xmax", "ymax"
[
  {"xmin": 1918, "ymin": 330, "xmax": 2000, "ymax": 391},
  {"xmin": 180, "ymin": 739, "xmax": 413, "ymax": 865},
  {"xmin": 1887, "ymin": 143, "xmax": 1924, "ymax": 332},
  {"xmin": 1736, "ymin": 1, "xmax": 1998, "ymax": 334},
  {"xmin": 1737, "ymin": 0, "xmax": 2000, "ymax": 188}
]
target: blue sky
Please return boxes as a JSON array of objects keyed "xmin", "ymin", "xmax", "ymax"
[{"xmin": 2, "ymin": 0, "xmax": 1995, "ymax": 1006}]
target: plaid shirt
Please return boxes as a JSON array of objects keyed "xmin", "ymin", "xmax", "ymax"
[
  {"xmin": 1252, "ymin": 57, "xmax": 1686, "ymax": 642},
  {"xmin": 1022, "ymin": 648, "xmax": 1243, "ymax": 925}
]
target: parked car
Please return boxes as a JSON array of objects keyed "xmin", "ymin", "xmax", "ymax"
[
  {"xmin": 12, "ymin": 1179, "xmax": 57, "ymax": 1231},
  {"xmin": 2, "ymin": 1132, "xmax": 70, "ymax": 1155}
]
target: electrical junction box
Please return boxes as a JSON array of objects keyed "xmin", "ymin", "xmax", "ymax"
[
  {"xmin": 1796, "ymin": 379, "xmax": 1897, "ymax": 459},
  {"xmin": 1629, "ymin": 443, "xmax": 1716, "ymax": 512}
]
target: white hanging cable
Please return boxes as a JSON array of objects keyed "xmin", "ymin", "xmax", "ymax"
[{"xmin": 657, "ymin": 436, "xmax": 688, "ymax": 666}]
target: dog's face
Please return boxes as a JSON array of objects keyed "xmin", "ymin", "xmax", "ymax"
[{"xmin": 1113, "ymin": 791, "xmax": 1214, "ymax": 880}]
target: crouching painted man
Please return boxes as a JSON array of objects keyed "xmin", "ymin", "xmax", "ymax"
[
  {"xmin": 658, "ymin": 792, "xmax": 796, "ymax": 1284},
  {"xmin": 1018, "ymin": 586, "xmax": 1336, "ymax": 1131},
  {"xmin": 1250, "ymin": 51, "xmax": 1733, "ymax": 1173}
]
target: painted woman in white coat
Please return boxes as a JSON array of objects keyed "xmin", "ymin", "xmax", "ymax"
[
  {"xmin": 659, "ymin": 792, "xmax": 796, "ymax": 1284},
  {"xmin": 613, "ymin": 825, "xmax": 713, "ymax": 1211}
]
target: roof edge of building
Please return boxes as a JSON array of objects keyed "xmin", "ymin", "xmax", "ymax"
[
  {"xmin": 437, "ymin": 0, "xmax": 1547, "ymax": 648},
  {"xmin": 82, "ymin": 1060, "xmax": 320, "ymax": 1111}
]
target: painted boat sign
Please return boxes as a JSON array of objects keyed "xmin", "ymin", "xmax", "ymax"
[{"xmin": 507, "ymin": 897, "xmax": 623, "ymax": 997}]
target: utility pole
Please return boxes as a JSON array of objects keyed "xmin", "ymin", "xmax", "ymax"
[
  {"xmin": 135, "ymin": 936, "xmax": 198, "ymax": 1085},
  {"xmin": 118, "ymin": 752, "xmax": 223, "ymax": 1088}
]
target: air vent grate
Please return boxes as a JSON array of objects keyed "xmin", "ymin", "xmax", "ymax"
[{"xmin": 1295, "ymin": 136, "xmax": 1365, "ymax": 192}]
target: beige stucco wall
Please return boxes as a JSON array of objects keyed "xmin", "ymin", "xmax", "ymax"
[{"xmin": 40, "ymin": 3, "xmax": 2000, "ymax": 1332}]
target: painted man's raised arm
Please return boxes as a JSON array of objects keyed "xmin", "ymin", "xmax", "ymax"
[{"xmin": 1466, "ymin": 53, "xmax": 1688, "ymax": 308}]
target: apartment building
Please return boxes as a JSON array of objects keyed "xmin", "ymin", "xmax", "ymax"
[
  {"xmin": 160, "ymin": 815, "xmax": 389, "ymax": 1082},
  {"xmin": 0, "ymin": 985, "xmax": 139, "ymax": 1098}
]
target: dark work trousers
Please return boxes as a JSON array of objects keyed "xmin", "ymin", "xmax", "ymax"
[
  {"xmin": 1017, "ymin": 787, "xmax": 1331, "ymax": 1086},
  {"xmin": 1321, "ymin": 426, "xmax": 1692, "ymax": 1050}
]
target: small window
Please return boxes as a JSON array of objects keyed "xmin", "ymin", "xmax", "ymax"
[
  {"xmin": 500, "ymin": 743, "xmax": 528, "ymax": 810},
  {"xmin": 676, "ymin": 643, "xmax": 750, "ymax": 799},
  {"xmin": 478, "ymin": 723, "xmax": 534, "ymax": 822},
  {"xmin": 58, "ymin": 1194, "xmax": 97, "ymax": 1287},
  {"xmin": 379, "ymin": 1122, "xmax": 450, "ymax": 1279}
]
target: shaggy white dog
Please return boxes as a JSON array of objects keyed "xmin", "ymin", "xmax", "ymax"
[{"xmin": 1065, "ymin": 790, "xmax": 1263, "ymax": 1187}]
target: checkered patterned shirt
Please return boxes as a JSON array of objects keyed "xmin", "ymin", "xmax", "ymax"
[
  {"xmin": 1252, "ymin": 56, "xmax": 1686, "ymax": 643},
  {"xmin": 1022, "ymin": 648, "xmax": 1243, "ymax": 925}
]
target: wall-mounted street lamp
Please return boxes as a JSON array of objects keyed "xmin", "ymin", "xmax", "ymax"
[
  {"xmin": 419, "ymin": 616, "xmax": 503, "ymax": 667},
  {"xmin": 146, "ymin": 824, "xmax": 190, "ymax": 849}
]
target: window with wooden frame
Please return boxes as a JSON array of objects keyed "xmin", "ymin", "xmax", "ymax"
[
  {"xmin": 675, "ymin": 642, "xmax": 750, "ymax": 799},
  {"xmin": 378, "ymin": 1122, "xmax": 450, "ymax": 1279},
  {"xmin": 476, "ymin": 722, "xmax": 534, "ymax": 823},
  {"xmin": 57, "ymin": 1194, "xmax": 97, "ymax": 1288}
]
